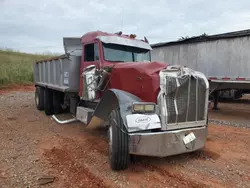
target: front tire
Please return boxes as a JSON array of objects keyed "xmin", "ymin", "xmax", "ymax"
[
  {"xmin": 35, "ymin": 86, "xmax": 44, "ymax": 110},
  {"xmin": 108, "ymin": 109, "xmax": 129, "ymax": 170}
]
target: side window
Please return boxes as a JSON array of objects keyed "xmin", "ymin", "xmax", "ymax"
[{"xmin": 84, "ymin": 43, "xmax": 99, "ymax": 61}]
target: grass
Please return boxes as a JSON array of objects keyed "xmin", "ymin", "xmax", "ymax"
[{"xmin": 0, "ymin": 49, "xmax": 57, "ymax": 85}]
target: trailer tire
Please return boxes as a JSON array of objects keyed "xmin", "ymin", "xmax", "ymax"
[
  {"xmin": 108, "ymin": 108, "xmax": 129, "ymax": 171},
  {"xmin": 53, "ymin": 91, "xmax": 63, "ymax": 114},
  {"xmin": 44, "ymin": 88, "xmax": 54, "ymax": 115},
  {"xmin": 130, "ymin": 154, "xmax": 139, "ymax": 164},
  {"xmin": 35, "ymin": 86, "xmax": 44, "ymax": 110}
]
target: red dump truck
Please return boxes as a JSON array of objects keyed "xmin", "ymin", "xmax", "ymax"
[{"xmin": 33, "ymin": 31, "xmax": 209, "ymax": 170}]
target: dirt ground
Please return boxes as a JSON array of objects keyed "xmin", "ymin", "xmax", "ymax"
[{"xmin": 0, "ymin": 87, "xmax": 250, "ymax": 188}]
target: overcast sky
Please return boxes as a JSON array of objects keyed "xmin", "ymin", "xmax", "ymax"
[{"xmin": 1, "ymin": 0, "xmax": 250, "ymax": 53}]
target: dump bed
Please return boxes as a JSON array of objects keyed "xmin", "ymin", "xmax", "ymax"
[{"xmin": 34, "ymin": 37, "xmax": 82, "ymax": 93}]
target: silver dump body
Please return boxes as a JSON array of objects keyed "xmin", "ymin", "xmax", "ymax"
[{"xmin": 34, "ymin": 38, "xmax": 82, "ymax": 93}]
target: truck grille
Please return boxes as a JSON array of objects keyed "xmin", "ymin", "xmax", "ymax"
[{"xmin": 165, "ymin": 75, "xmax": 207, "ymax": 124}]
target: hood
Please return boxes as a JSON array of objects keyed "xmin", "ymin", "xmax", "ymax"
[{"xmin": 108, "ymin": 61, "xmax": 168, "ymax": 102}]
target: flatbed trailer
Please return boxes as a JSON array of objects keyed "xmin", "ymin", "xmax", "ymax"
[{"xmin": 151, "ymin": 29, "xmax": 250, "ymax": 109}]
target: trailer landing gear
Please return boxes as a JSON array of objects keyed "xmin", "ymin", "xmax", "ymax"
[{"xmin": 213, "ymin": 90, "xmax": 219, "ymax": 110}]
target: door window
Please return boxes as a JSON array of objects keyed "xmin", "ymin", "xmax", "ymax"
[{"xmin": 84, "ymin": 43, "xmax": 99, "ymax": 61}]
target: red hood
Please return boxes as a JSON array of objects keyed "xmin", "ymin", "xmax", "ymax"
[{"xmin": 107, "ymin": 61, "xmax": 168, "ymax": 102}]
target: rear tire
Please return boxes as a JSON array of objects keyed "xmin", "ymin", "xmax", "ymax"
[
  {"xmin": 44, "ymin": 88, "xmax": 54, "ymax": 115},
  {"xmin": 130, "ymin": 154, "xmax": 139, "ymax": 164},
  {"xmin": 108, "ymin": 109, "xmax": 129, "ymax": 171},
  {"xmin": 35, "ymin": 86, "xmax": 44, "ymax": 110},
  {"xmin": 53, "ymin": 90, "xmax": 63, "ymax": 114}
]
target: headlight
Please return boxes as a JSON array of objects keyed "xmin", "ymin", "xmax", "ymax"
[
  {"xmin": 133, "ymin": 104, "xmax": 144, "ymax": 111},
  {"xmin": 144, "ymin": 104, "xmax": 155, "ymax": 111},
  {"xmin": 132, "ymin": 102, "xmax": 156, "ymax": 113}
]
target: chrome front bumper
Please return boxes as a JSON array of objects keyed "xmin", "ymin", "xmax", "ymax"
[{"xmin": 128, "ymin": 126, "xmax": 208, "ymax": 157}]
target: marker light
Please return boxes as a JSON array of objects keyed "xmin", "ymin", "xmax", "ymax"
[{"xmin": 130, "ymin": 34, "xmax": 136, "ymax": 39}]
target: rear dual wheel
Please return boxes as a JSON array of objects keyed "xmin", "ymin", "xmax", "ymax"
[
  {"xmin": 35, "ymin": 86, "xmax": 45, "ymax": 110},
  {"xmin": 53, "ymin": 90, "xmax": 63, "ymax": 114},
  {"xmin": 35, "ymin": 86, "xmax": 63, "ymax": 115},
  {"xmin": 44, "ymin": 87, "xmax": 54, "ymax": 115}
]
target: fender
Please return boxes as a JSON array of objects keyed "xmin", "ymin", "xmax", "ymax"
[{"xmin": 87, "ymin": 89, "xmax": 143, "ymax": 130}]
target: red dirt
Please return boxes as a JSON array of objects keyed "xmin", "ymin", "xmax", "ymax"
[
  {"xmin": 0, "ymin": 88, "xmax": 250, "ymax": 188},
  {"xmin": 209, "ymin": 96, "xmax": 250, "ymax": 126},
  {"xmin": 0, "ymin": 84, "xmax": 35, "ymax": 95}
]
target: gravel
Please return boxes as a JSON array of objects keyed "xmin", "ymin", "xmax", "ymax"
[
  {"xmin": 0, "ymin": 90, "xmax": 250, "ymax": 188},
  {"xmin": 209, "ymin": 119, "xmax": 250, "ymax": 128}
]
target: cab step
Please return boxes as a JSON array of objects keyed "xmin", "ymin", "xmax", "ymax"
[{"xmin": 76, "ymin": 106, "xmax": 94, "ymax": 124}]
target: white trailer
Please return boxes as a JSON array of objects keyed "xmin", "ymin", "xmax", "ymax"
[{"xmin": 151, "ymin": 29, "xmax": 250, "ymax": 109}]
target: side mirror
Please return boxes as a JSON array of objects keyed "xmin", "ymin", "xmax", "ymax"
[{"xmin": 84, "ymin": 65, "xmax": 96, "ymax": 71}]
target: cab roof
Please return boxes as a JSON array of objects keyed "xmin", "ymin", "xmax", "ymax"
[{"xmin": 81, "ymin": 31, "xmax": 147, "ymax": 44}]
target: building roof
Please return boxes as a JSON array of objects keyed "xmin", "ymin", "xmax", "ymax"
[{"xmin": 151, "ymin": 29, "xmax": 250, "ymax": 48}]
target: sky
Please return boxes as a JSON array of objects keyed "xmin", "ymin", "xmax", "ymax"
[{"xmin": 1, "ymin": 0, "xmax": 250, "ymax": 53}]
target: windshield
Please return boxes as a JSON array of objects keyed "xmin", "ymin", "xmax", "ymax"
[{"xmin": 102, "ymin": 43, "xmax": 151, "ymax": 62}]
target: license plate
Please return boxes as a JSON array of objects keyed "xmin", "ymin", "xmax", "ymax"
[{"xmin": 183, "ymin": 132, "xmax": 196, "ymax": 145}]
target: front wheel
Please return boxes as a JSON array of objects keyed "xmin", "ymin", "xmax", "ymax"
[{"xmin": 108, "ymin": 109, "xmax": 129, "ymax": 170}]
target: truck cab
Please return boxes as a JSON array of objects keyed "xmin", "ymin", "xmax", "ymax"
[
  {"xmin": 34, "ymin": 31, "xmax": 209, "ymax": 171},
  {"xmin": 79, "ymin": 31, "xmax": 157, "ymax": 101}
]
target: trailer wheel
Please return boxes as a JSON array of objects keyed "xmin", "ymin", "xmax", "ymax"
[
  {"xmin": 35, "ymin": 86, "xmax": 44, "ymax": 110},
  {"xmin": 44, "ymin": 88, "xmax": 54, "ymax": 115},
  {"xmin": 108, "ymin": 108, "xmax": 129, "ymax": 170},
  {"xmin": 53, "ymin": 90, "xmax": 63, "ymax": 114}
]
